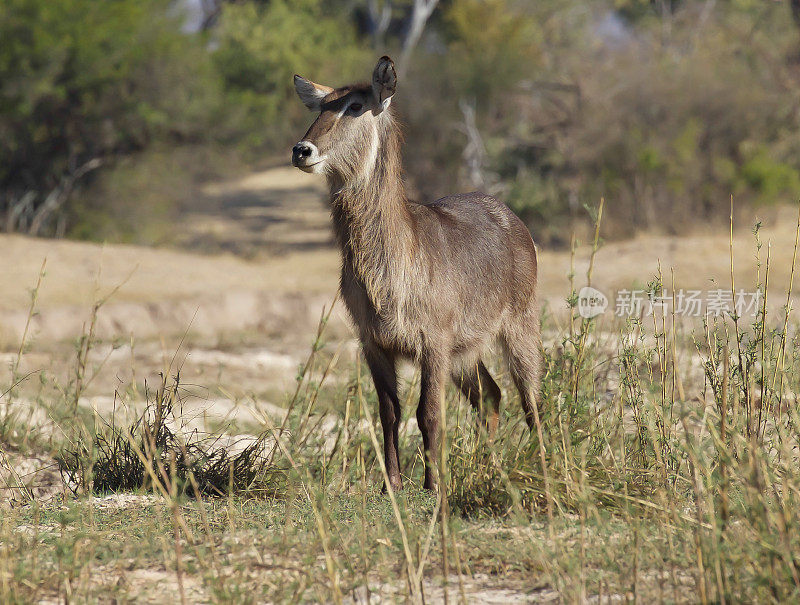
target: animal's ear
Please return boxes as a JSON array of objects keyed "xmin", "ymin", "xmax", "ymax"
[
  {"xmin": 372, "ymin": 56, "xmax": 397, "ymax": 109},
  {"xmin": 294, "ymin": 75, "xmax": 333, "ymax": 111}
]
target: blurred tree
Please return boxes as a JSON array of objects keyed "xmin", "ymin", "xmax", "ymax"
[
  {"xmin": 211, "ymin": 0, "xmax": 367, "ymax": 149},
  {"xmin": 0, "ymin": 0, "xmax": 223, "ymax": 235},
  {"xmin": 442, "ymin": 0, "xmax": 541, "ymax": 103},
  {"xmin": 333, "ymin": 0, "xmax": 444, "ymax": 74},
  {"xmin": 401, "ymin": 0, "xmax": 800, "ymax": 243},
  {"xmin": 500, "ymin": 0, "xmax": 800, "ymax": 240},
  {"xmin": 615, "ymin": 0, "xmax": 682, "ymax": 21},
  {"xmin": 399, "ymin": 0, "xmax": 547, "ymax": 206},
  {"xmin": 360, "ymin": 0, "xmax": 393, "ymax": 46},
  {"xmin": 4, "ymin": 0, "xmax": 800, "ymax": 244},
  {"xmin": 397, "ymin": 0, "xmax": 440, "ymax": 75}
]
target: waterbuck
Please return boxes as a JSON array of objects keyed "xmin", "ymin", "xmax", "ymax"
[{"xmin": 291, "ymin": 56, "xmax": 542, "ymax": 491}]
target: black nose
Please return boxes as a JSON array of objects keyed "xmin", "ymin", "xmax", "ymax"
[{"xmin": 292, "ymin": 143, "xmax": 312, "ymax": 163}]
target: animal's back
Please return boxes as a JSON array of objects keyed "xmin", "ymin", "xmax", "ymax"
[{"xmin": 410, "ymin": 191, "xmax": 538, "ymax": 306}]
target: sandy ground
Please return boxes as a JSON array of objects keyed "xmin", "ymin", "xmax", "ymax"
[{"xmin": 0, "ymin": 167, "xmax": 340, "ymax": 345}]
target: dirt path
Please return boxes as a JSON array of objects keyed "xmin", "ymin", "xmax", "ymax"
[
  {"xmin": 0, "ymin": 167, "xmax": 339, "ymax": 347},
  {"xmin": 178, "ymin": 165, "xmax": 336, "ymax": 257}
]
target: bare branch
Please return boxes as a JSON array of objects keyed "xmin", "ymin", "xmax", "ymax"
[
  {"xmin": 457, "ymin": 98, "xmax": 487, "ymax": 190},
  {"xmin": 5, "ymin": 191, "xmax": 36, "ymax": 233},
  {"xmin": 397, "ymin": 0, "xmax": 439, "ymax": 76},
  {"xmin": 365, "ymin": 0, "xmax": 393, "ymax": 45},
  {"xmin": 28, "ymin": 158, "xmax": 103, "ymax": 237}
]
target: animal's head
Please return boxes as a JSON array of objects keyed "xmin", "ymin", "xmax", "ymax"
[{"xmin": 291, "ymin": 56, "xmax": 397, "ymax": 180}]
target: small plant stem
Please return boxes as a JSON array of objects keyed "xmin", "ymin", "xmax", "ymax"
[
  {"xmin": 729, "ymin": 196, "xmax": 750, "ymax": 435},
  {"xmin": 670, "ymin": 269, "xmax": 684, "ymax": 413},
  {"xmin": 633, "ymin": 521, "xmax": 639, "ymax": 604},
  {"xmin": 579, "ymin": 450, "xmax": 587, "ymax": 603},
  {"xmin": 449, "ymin": 530, "xmax": 469, "ymax": 605},
  {"xmin": 11, "ymin": 258, "xmax": 46, "ymax": 380},
  {"xmin": 572, "ymin": 198, "xmax": 604, "ymax": 405},
  {"xmin": 770, "ymin": 202, "xmax": 800, "ymax": 418},
  {"xmin": 756, "ymin": 244, "xmax": 770, "ymax": 440},
  {"xmin": 169, "ymin": 452, "xmax": 187, "ymax": 605},
  {"xmin": 719, "ymin": 346, "xmax": 729, "ymax": 532},
  {"xmin": 569, "ymin": 232, "xmax": 577, "ymax": 345},
  {"xmin": 261, "ymin": 413, "xmax": 344, "ymax": 604},
  {"xmin": 265, "ymin": 296, "xmax": 338, "ymax": 465},
  {"xmin": 586, "ymin": 198, "xmax": 604, "ymax": 287},
  {"xmin": 416, "ymin": 480, "xmax": 442, "ymax": 581},
  {"xmin": 682, "ymin": 416, "xmax": 709, "ymax": 605},
  {"xmin": 617, "ymin": 374, "xmax": 629, "ymax": 516},
  {"xmin": 355, "ymin": 359, "xmax": 423, "ymax": 603}
]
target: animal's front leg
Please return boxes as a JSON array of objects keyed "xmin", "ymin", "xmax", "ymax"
[
  {"xmin": 417, "ymin": 347, "xmax": 449, "ymax": 490},
  {"xmin": 364, "ymin": 346, "xmax": 402, "ymax": 491}
]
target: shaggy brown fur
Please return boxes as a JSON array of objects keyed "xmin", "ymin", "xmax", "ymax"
[{"xmin": 292, "ymin": 56, "xmax": 541, "ymax": 490}]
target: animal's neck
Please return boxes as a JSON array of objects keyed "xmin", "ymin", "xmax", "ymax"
[{"xmin": 328, "ymin": 114, "xmax": 414, "ymax": 302}]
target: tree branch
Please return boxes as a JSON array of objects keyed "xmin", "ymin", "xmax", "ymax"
[
  {"xmin": 28, "ymin": 158, "xmax": 103, "ymax": 237},
  {"xmin": 365, "ymin": 0, "xmax": 393, "ymax": 45},
  {"xmin": 397, "ymin": 0, "xmax": 439, "ymax": 76}
]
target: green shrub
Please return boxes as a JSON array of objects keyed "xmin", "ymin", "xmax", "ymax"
[
  {"xmin": 400, "ymin": 1, "xmax": 800, "ymax": 241},
  {"xmin": 0, "ymin": 0, "xmax": 224, "ymax": 235},
  {"xmin": 212, "ymin": 0, "xmax": 368, "ymax": 150}
]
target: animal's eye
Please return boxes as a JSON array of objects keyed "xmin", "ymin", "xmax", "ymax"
[{"xmin": 348, "ymin": 102, "xmax": 363, "ymax": 113}]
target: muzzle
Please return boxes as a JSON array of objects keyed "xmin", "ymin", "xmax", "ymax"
[{"xmin": 291, "ymin": 140, "xmax": 326, "ymax": 173}]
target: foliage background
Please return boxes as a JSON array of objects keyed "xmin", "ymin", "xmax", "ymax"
[{"xmin": 2, "ymin": 0, "xmax": 800, "ymax": 244}]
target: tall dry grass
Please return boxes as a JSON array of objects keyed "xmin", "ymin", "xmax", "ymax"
[{"xmin": 2, "ymin": 204, "xmax": 800, "ymax": 601}]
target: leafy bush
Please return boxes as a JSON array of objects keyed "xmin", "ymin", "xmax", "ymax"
[
  {"xmin": 212, "ymin": 0, "xmax": 368, "ymax": 149},
  {"xmin": 402, "ymin": 0, "xmax": 800, "ymax": 244},
  {"xmin": 4, "ymin": 0, "xmax": 800, "ymax": 243},
  {"xmin": 0, "ymin": 0, "xmax": 224, "ymax": 235},
  {"xmin": 442, "ymin": 0, "xmax": 542, "ymax": 104}
]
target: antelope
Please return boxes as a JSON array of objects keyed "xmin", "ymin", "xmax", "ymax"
[{"xmin": 291, "ymin": 56, "xmax": 542, "ymax": 491}]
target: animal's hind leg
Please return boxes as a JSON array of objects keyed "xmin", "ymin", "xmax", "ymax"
[
  {"xmin": 452, "ymin": 361, "xmax": 501, "ymax": 435},
  {"xmin": 500, "ymin": 313, "xmax": 543, "ymax": 430}
]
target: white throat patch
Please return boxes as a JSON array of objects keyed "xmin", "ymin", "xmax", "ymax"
[{"xmin": 362, "ymin": 122, "xmax": 380, "ymax": 181}]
